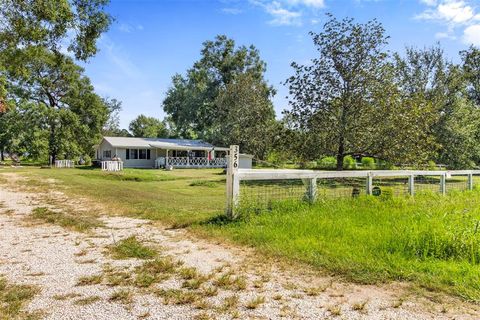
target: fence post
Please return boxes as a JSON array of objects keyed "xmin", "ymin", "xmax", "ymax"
[
  {"xmin": 225, "ymin": 145, "xmax": 240, "ymax": 218},
  {"xmin": 468, "ymin": 174, "xmax": 473, "ymax": 191},
  {"xmin": 440, "ymin": 174, "xmax": 446, "ymax": 195},
  {"xmin": 303, "ymin": 178, "xmax": 317, "ymax": 203},
  {"xmin": 366, "ymin": 173, "xmax": 373, "ymax": 195},
  {"xmin": 408, "ymin": 174, "xmax": 415, "ymax": 196}
]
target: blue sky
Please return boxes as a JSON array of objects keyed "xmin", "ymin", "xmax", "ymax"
[{"xmin": 81, "ymin": 0, "xmax": 480, "ymax": 128}]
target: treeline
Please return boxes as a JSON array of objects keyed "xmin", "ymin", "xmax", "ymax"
[
  {"xmin": 0, "ymin": 2, "xmax": 479, "ymax": 170},
  {"xmin": 158, "ymin": 15, "xmax": 480, "ymax": 170}
]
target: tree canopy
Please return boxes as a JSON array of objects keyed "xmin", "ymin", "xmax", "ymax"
[
  {"xmin": 284, "ymin": 14, "xmax": 480, "ymax": 169},
  {"xmin": 162, "ymin": 35, "xmax": 276, "ymax": 158},
  {"xmin": 129, "ymin": 115, "xmax": 169, "ymax": 138},
  {"xmin": 0, "ymin": 0, "xmax": 112, "ymax": 163}
]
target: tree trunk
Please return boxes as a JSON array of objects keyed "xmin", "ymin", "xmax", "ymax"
[
  {"xmin": 0, "ymin": 146, "xmax": 4, "ymax": 161},
  {"xmin": 49, "ymin": 120, "xmax": 57, "ymax": 165},
  {"xmin": 336, "ymin": 141, "xmax": 344, "ymax": 171}
]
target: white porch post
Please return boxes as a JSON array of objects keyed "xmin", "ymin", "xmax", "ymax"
[
  {"xmin": 207, "ymin": 150, "xmax": 210, "ymax": 166},
  {"xmin": 166, "ymin": 149, "xmax": 169, "ymax": 167},
  {"xmin": 187, "ymin": 150, "xmax": 190, "ymax": 166}
]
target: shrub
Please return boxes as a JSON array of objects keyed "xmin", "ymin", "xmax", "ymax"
[
  {"xmin": 300, "ymin": 161, "xmax": 317, "ymax": 169},
  {"xmin": 343, "ymin": 155, "xmax": 356, "ymax": 169},
  {"xmin": 376, "ymin": 159, "xmax": 393, "ymax": 170},
  {"xmin": 427, "ymin": 160, "xmax": 437, "ymax": 170},
  {"xmin": 82, "ymin": 155, "xmax": 92, "ymax": 166},
  {"xmin": 361, "ymin": 157, "xmax": 375, "ymax": 169},
  {"xmin": 266, "ymin": 151, "xmax": 288, "ymax": 167},
  {"xmin": 318, "ymin": 156, "xmax": 337, "ymax": 169}
]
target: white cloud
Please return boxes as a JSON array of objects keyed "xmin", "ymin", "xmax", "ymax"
[
  {"xmin": 416, "ymin": 0, "xmax": 476, "ymax": 25},
  {"xmin": 222, "ymin": 7, "xmax": 243, "ymax": 14},
  {"xmin": 435, "ymin": 31, "xmax": 456, "ymax": 39},
  {"xmin": 251, "ymin": 0, "xmax": 325, "ymax": 26},
  {"xmin": 118, "ymin": 23, "xmax": 144, "ymax": 33},
  {"xmin": 463, "ymin": 24, "xmax": 480, "ymax": 45},
  {"xmin": 420, "ymin": 0, "xmax": 437, "ymax": 6},
  {"xmin": 99, "ymin": 35, "xmax": 141, "ymax": 79},
  {"xmin": 265, "ymin": 2, "xmax": 302, "ymax": 26},
  {"xmin": 417, "ymin": 0, "xmax": 480, "ymax": 46},
  {"xmin": 285, "ymin": 0, "xmax": 325, "ymax": 8}
]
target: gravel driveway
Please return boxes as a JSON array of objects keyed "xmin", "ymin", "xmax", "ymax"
[{"xmin": 0, "ymin": 171, "xmax": 479, "ymax": 320}]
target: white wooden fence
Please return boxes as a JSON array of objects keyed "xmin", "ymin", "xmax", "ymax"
[
  {"xmin": 225, "ymin": 145, "xmax": 480, "ymax": 218},
  {"xmin": 101, "ymin": 161, "xmax": 123, "ymax": 172},
  {"xmin": 54, "ymin": 160, "xmax": 75, "ymax": 168}
]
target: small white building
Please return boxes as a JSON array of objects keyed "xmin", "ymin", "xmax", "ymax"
[
  {"xmin": 239, "ymin": 154, "xmax": 253, "ymax": 169},
  {"xmin": 95, "ymin": 137, "xmax": 230, "ymax": 169}
]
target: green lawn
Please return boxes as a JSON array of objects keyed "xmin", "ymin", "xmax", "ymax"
[{"xmin": 4, "ymin": 167, "xmax": 480, "ymax": 301}]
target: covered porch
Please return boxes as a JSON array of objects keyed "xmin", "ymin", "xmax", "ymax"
[{"xmin": 153, "ymin": 146, "xmax": 229, "ymax": 169}]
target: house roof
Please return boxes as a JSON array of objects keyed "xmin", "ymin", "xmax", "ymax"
[{"xmin": 102, "ymin": 137, "xmax": 229, "ymax": 151}]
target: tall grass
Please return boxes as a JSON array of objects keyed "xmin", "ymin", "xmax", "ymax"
[
  {"xmin": 7, "ymin": 167, "xmax": 480, "ymax": 301},
  {"xmin": 202, "ymin": 192, "xmax": 480, "ymax": 301}
]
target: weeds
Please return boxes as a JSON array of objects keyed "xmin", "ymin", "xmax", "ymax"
[
  {"xmin": 76, "ymin": 274, "xmax": 102, "ymax": 286},
  {"xmin": 30, "ymin": 207, "xmax": 102, "ymax": 232},
  {"xmin": 74, "ymin": 296, "xmax": 101, "ymax": 306},
  {"xmin": 0, "ymin": 277, "xmax": 39, "ymax": 319},
  {"xmin": 245, "ymin": 296, "xmax": 265, "ymax": 309},
  {"xmin": 109, "ymin": 289, "xmax": 133, "ymax": 304},
  {"xmin": 108, "ymin": 236, "xmax": 157, "ymax": 260},
  {"xmin": 157, "ymin": 289, "xmax": 198, "ymax": 305}
]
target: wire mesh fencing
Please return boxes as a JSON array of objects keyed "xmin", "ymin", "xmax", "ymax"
[{"xmin": 226, "ymin": 169, "xmax": 480, "ymax": 216}]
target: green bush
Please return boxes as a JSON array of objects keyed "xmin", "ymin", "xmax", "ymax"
[
  {"xmin": 82, "ymin": 155, "xmax": 92, "ymax": 166},
  {"xmin": 300, "ymin": 161, "xmax": 317, "ymax": 169},
  {"xmin": 266, "ymin": 151, "xmax": 288, "ymax": 167},
  {"xmin": 318, "ymin": 156, "xmax": 337, "ymax": 169},
  {"xmin": 376, "ymin": 159, "xmax": 393, "ymax": 170},
  {"xmin": 427, "ymin": 160, "xmax": 437, "ymax": 170},
  {"xmin": 343, "ymin": 155, "xmax": 356, "ymax": 169},
  {"xmin": 361, "ymin": 157, "xmax": 375, "ymax": 169}
]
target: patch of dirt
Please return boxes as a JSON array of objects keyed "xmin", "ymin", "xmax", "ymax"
[{"xmin": 0, "ymin": 171, "xmax": 479, "ymax": 319}]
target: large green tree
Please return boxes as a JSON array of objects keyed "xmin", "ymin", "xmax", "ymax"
[
  {"xmin": 163, "ymin": 35, "xmax": 276, "ymax": 155},
  {"xmin": 394, "ymin": 46, "xmax": 480, "ymax": 168},
  {"xmin": 3, "ymin": 49, "xmax": 109, "ymax": 161},
  {"xmin": 0, "ymin": 0, "xmax": 112, "ymax": 61},
  {"xmin": 285, "ymin": 15, "xmax": 391, "ymax": 169},
  {"xmin": 214, "ymin": 72, "xmax": 276, "ymax": 158},
  {"xmin": 129, "ymin": 115, "xmax": 169, "ymax": 138},
  {"xmin": 461, "ymin": 46, "xmax": 480, "ymax": 107},
  {"xmin": 0, "ymin": 0, "xmax": 112, "ymax": 162}
]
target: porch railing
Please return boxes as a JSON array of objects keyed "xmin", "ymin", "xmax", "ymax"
[
  {"xmin": 101, "ymin": 161, "xmax": 123, "ymax": 172},
  {"xmin": 155, "ymin": 157, "xmax": 227, "ymax": 168}
]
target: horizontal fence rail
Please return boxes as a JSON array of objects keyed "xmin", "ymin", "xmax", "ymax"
[
  {"xmin": 226, "ymin": 165, "xmax": 480, "ymax": 218},
  {"xmin": 101, "ymin": 161, "xmax": 123, "ymax": 172},
  {"xmin": 54, "ymin": 160, "xmax": 75, "ymax": 168}
]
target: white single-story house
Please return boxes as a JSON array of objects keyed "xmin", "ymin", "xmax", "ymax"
[{"xmin": 95, "ymin": 137, "xmax": 232, "ymax": 169}]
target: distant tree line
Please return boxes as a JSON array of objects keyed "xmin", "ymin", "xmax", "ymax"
[
  {"xmin": 160, "ymin": 15, "xmax": 480, "ymax": 169},
  {"xmin": 0, "ymin": 2, "xmax": 479, "ymax": 170}
]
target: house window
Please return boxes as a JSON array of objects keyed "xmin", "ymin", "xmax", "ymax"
[
  {"xmin": 130, "ymin": 149, "xmax": 138, "ymax": 159},
  {"xmin": 125, "ymin": 149, "xmax": 150, "ymax": 160},
  {"xmin": 103, "ymin": 150, "xmax": 111, "ymax": 158}
]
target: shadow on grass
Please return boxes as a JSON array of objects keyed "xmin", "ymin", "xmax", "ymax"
[{"xmin": 199, "ymin": 214, "xmax": 235, "ymax": 226}]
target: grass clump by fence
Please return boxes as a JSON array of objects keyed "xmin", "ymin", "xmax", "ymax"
[{"xmin": 202, "ymin": 191, "xmax": 480, "ymax": 301}]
